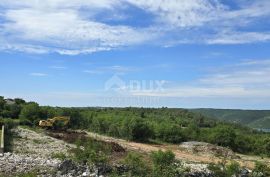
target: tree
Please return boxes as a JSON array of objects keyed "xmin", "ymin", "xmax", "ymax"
[
  {"xmin": 0, "ymin": 96, "xmax": 5, "ymax": 111},
  {"xmin": 263, "ymin": 138, "xmax": 270, "ymax": 157},
  {"xmin": 19, "ymin": 102, "xmax": 41, "ymax": 123},
  {"xmin": 62, "ymin": 108, "xmax": 82, "ymax": 128},
  {"xmin": 211, "ymin": 125, "xmax": 236, "ymax": 149},
  {"xmin": 234, "ymin": 135, "xmax": 253, "ymax": 153},
  {"xmin": 14, "ymin": 98, "xmax": 26, "ymax": 105},
  {"xmin": 155, "ymin": 123, "xmax": 185, "ymax": 143},
  {"xmin": 184, "ymin": 122, "xmax": 200, "ymax": 140},
  {"xmin": 129, "ymin": 119, "xmax": 153, "ymax": 141},
  {"xmin": 0, "ymin": 103, "xmax": 21, "ymax": 118}
]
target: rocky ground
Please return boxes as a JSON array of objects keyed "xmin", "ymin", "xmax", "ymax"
[
  {"xmin": 0, "ymin": 127, "xmax": 256, "ymax": 177},
  {"xmin": 0, "ymin": 127, "xmax": 93, "ymax": 177},
  {"xmin": 13, "ymin": 127, "xmax": 75, "ymax": 158},
  {"xmin": 179, "ymin": 141, "xmax": 238, "ymax": 159}
]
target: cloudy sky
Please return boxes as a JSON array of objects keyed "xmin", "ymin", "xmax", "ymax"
[{"xmin": 0, "ymin": 0, "xmax": 270, "ymax": 109}]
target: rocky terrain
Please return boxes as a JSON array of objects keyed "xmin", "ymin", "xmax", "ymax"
[
  {"xmin": 179, "ymin": 141, "xmax": 238, "ymax": 159},
  {"xmin": 0, "ymin": 127, "xmax": 261, "ymax": 177},
  {"xmin": 0, "ymin": 127, "xmax": 93, "ymax": 177}
]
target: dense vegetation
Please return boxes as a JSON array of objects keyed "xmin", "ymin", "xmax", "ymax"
[
  {"xmin": 191, "ymin": 108, "xmax": 270, "ymax": 129},
  {"xmin": 1, "ymin": 96, "xmax": 270, "ymax": 157}
]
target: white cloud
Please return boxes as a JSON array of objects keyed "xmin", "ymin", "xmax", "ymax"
[
  {"xmin": 84, "ymin": 65, "xmax": 137, "ymax": 74},
  {"xmin": 0, "ymin": 0, "xmax": 270, "ymax": 54},
  {"xmin": 207, "ymin": 31, "xmax": 270, "ymax": 44},
  {"xmin": 83, "ymin": 70, "xmax": 104, "ymax": 74},
  {"xmin": 0, "ymin": 0, "xmax": 156, "ymax": 54},
  {"xmin": 131, "ymin": 87, "xmax": 270, "ymax": 98},
  {"xmin": 128, "ymin": 59, "xmax": 270, "ymax": 98},
  {"xmin": 224, "ymin": 0, "xmax": 270, "ymax": 19},
  {"xmin": 127, "ymin": 0, "xmax": 226, "ymax": 27},
  {"xmin": 0, "ymin": 0, "xmax": 119, "ymax": 10},
  {"xmin": 1, "ymin": 8, "xmax": 153, "ymax": 54},
  {"xmin": 30, "ymin": 72, "xmax": 48, "ymax": 77},
  {"xmin": 49, "ymin": 66, "xmax": 67, "ymax": 70},
  {"xmin": 200, "ymin": 59, "xmax": 270, "ymax": 86}
]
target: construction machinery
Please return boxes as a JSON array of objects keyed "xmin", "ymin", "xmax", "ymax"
[{"xmin": 39, "ymin": 116, "xmax": 70, "ymax": 129}]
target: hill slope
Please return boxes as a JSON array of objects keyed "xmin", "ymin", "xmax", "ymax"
[
  {"xmin": 248, "ymin": 116, "xmax": 270, "ymax": 129},
  {"xmin": 190, "ymin": 109, "xmax": 270, "ymax": 129}
]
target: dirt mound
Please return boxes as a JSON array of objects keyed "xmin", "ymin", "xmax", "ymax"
[
  {"xmin": 109, "ymin": 142, "xmax": 126, "ymax": 152},
  {"xmin": 179, "ymin": 141, "xmax": 238, "ymax": 159},
  {"xmin": 48, "ymin": 130, "xmax": 126, "ymax": 153},
  {"xmin": 47, "ymin": 130, "xmax": 87, "ymax": 144}
]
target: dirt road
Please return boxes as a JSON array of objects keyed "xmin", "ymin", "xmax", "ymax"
[{"xmin": 84, "ymin": 131, "xmax": 270, "ymax": 169}]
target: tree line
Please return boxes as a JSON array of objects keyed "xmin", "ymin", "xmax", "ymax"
[{"xmin": 1, "ymin": 96, "xmax": 270, "ymax": 157}]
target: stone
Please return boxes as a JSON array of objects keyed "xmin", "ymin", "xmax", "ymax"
[{"xmin": 240, "ymin": 168, "xmax": 250, "ymax": 177}]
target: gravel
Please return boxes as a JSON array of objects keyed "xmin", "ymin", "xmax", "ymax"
[{"xmin": 0, "ymin": 127, "xmax": 84, "ymax": 176}]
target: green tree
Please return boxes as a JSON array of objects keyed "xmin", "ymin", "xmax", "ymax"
[
  {"xmin": 19, "ymin": 102, "xmax": 41, "ymax": 123},
  {"xmin": 129, "ymin": 119, "xmax": 153, "ymax": 141},
  {"xmin": 155, "ymin": 123, "xmax": 185, "ymax": 143},
  {"xmin": 211, "ymin": 125, "xmax": 236, "ymax": 149},
  {"xmin": 0, "ymin": 96, "xmax": 5, "ymax": 112},
  {"xmin": 14, "ymin": 98, "xmax": 26, "ymax": 105}
]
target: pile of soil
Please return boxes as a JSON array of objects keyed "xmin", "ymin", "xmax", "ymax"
[{"xmin": 179, "ymin": 141, "xmax": 238, "ymax": 159}]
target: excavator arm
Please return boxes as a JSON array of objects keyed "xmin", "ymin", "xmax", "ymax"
[{"xmin": 39, "ymin": 116, "xmax": 70, "ymax": 129}]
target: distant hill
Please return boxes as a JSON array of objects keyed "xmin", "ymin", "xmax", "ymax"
[
  {"xmin": 190, "ymin": 109, "xmax": 270, "ymax": 129},
  {"xmin": 248, "ymin": 116, "xmax": 270, "ymax": 129}
]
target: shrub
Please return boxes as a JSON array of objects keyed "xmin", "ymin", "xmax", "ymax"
[
  {"xmin": 226, "ymin": 162, "xmax": 241, "ymax": 176},
  {"xmin": 151, "ymin": 150, "xmax": 177, "ymax": 177},
  {"xmin": 211, "ymin": 125, "xmax": 236, "ymax": 149},
  {"xmin": 129, "ymin": 120, "xmax": 153, "ymax": 142},
  {"xmin": 252, "ymin": 162, "xmax": 270, "ymax": 177},
  {"xmin": 124, "ymin": 152, "xmax": 148, "ymax": 177},
  {"xmin": 208, "ymin": 161, "xmax": 241, "ymax": 177},
  {"xmin": 72, "ymin": 138, "xmax": 110, "ymax": 164},
  {"xmin": 51, "ymin": 152, "xmax": 67, "ymax": 161}
]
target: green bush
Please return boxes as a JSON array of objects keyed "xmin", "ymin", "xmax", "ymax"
[
  {"xmin": 211, "ymin": 125, "xmax": 236, "ymax": 149},
  {"xmin": 72, "ymin": 138, "xmax": 110, "ymax": 164},
  {"xmin": 129, "ymin": 119, "xmax": 153, "ymax": 142},
  {"xmin": 123, "ymin": 152, "xmax": 149, "ymax": 177},
  {"xmin": 252, "ymin": 162, "xmax": 270, "ymax": 177},
  {"xmin": 208, "ymin": 161, "xmax": 241, "ymax": 177},
  {"xmin": 151, "ymin": 150, "xmax": 177, "ymax": 177}
]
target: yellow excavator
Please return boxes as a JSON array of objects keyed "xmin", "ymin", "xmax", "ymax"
[{"xmin": 39, "ymin": 116, "xmax": 70, "ymax": 129}]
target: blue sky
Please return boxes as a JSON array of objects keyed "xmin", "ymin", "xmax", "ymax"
[{"xmin": 0, "ymin": 0, "xmax": 270, "ymax": 109}]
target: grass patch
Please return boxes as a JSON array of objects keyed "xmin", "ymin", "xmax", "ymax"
[
  {"xmin": 51, "ymin": 152, "xmax": 67, "ymax": 160},
  {"xmin": 32, "ymin": 139, "xmax": 43, "ymax": 144}
]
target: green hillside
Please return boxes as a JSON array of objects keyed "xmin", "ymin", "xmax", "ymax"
[
  {"xmin": 1, "ymin": 96, "xmax": 270, "ymax": 157},
  {"xmin": 190, "ymin": 109, "xmax": 270, "ymax": 129},
  {"xmin": 248, "ymin": 116, "xmax": 270, "ymax": 129}
]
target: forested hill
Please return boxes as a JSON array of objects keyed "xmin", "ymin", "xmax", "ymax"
[
  {"xmin": 190, "ymin": 108, "xmax": 270, "ymax": 129},
  {"xmin": 1, "ymin": 96, "xmax": 270, "ymax": 157}
]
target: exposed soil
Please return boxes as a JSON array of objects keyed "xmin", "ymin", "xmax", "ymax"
[{"xmin": 83, "ymin": 131, "xmax": 270, "ymax": 169}]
